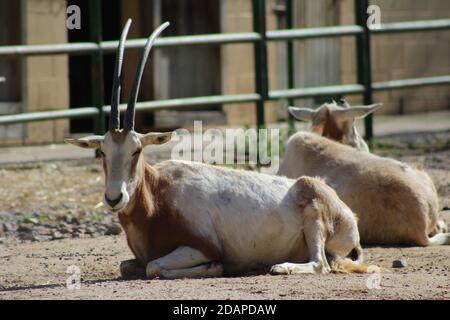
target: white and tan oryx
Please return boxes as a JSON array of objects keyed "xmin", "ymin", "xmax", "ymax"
[
  {"xmin": 65, "ymin": 20, "xmax": 370, "ymax": 279},
  {"xmin": 278, "ymin": 131, "xmax": 450, "ymax": 246},
  {"xmin": 288, "ymin": 99, "xmax": 382, "ymax": 152}
]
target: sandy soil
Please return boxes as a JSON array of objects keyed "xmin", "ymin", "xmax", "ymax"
[
  {"xmin": 0, "ymin": 235, "xmax": 449, "ymax": 300},
  {"xmin": 0, "ymin": 140, "xmax": 449, "ymax": 299}
]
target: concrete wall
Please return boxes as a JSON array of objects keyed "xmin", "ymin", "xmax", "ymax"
[
  {"xmin": 1, "ymin": 0, "xmax": 70, "ymax": 145},
  {"xmin": 0, "ymin": 0, "xmax": 23, "ymax": 141},
  {"xmin": 289, "ymin": 0, "xmax": 342, "ymax": 111},
  {"xmin": 221, "ymin": 0, "xmax": 280, "ymax": 126},
  {"xmin": 340, "ymin": 0, "xmax": 450, "ymax": 114}
]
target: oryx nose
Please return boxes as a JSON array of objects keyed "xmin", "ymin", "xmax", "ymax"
[{"xmin": 105, "ymin": 193, "xmax": 123, "ymax": 208}]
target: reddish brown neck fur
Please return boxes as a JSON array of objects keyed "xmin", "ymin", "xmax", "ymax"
[
  {"xmin": 321, "ymin": 110, "xmax": 344, "ymax": 142},
  {"xmin": 314, "ymin": 110, "xmax": 358, "ymax": 148},
  {"xmin": 118, "ymin": 158, "xmax": 221, "ymax": 265}
]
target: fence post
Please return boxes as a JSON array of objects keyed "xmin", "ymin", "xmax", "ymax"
[
  {"xmin": 285, "ymin": 0, "xmax": 295, "ymax": 134},
  {"xmin": 355, "ymin": 0, "xmax": 374, "ymax": 142},
  {"xmin": 252, "ymin": 0, "xmax": 268, "ymax": 130},
  {"xmin": 89, "ymin": 0, "xmax": 105, "ymax": 140}
]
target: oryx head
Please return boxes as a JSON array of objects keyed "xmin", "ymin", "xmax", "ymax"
[
  {"xmin": 288, "ymin": 98, "xmax": 382, "ymax": 152},
  {"xmin": 65, "ymin": 19, "xmax": 173, "ymax": 212}
]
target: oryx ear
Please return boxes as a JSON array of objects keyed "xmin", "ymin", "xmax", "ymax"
[
  {"xmin": 354, "ymin": 103, "xmax": 383, "ymax": 119},
  {"xmin": 334, "ymin": 103, "xmax": 383, "ymax": 120},
  {"xmin": 140, "ymin": 131, "xmax": 174, "ymax": 147},
  {"xmin": 64, "ymin": 135, "xmax": 104, "ymax": 149},
  {"xmin": 288, "ymin": 107, "xmax": 316, "ymax": 121}
]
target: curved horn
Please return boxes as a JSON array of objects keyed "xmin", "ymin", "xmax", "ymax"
[
  {"xmin": 124, "ymin": 22, "xmax": 170, "ymax": 131},
  {"xmin": 109, "ymin": 19, "xmax": 132, "ymax": 132}
]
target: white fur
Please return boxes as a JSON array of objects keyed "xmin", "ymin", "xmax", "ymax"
[
  {"xmin": 150, "ymin": 160, "xmax": 360, "ymax": 276},
  {"xmin": 278, "ymin": 131, "xmax": 449, "ymax": 246},
  {"xmin": 67, "ymin": 133, "xmax": 362, "ymax": 278},
  {"xmin": 159, "ymin": 160, "xmax": 307, "ymax": 274}
]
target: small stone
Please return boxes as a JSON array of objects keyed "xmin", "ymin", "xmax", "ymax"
[
  {"xmin": 3, "ymin": 223, "xmax": 15, "ymax": 232},
  {"xmin": 59, "ymin": 226, "xmax": 72, "ymax": 234},
  {"xmin": 71, "ymin": 226, "xmax": 83, "ymax": 233},
  {"xmin": 70, "ymin": 217, "xmax": 80, "ymax": 225},
  {"xmin": 52, "ymin": 231, "xmax": 64, "ymax": 240},
  {"xmin": 62, "ymin": 215, "xmax": 70, "ymax": 223},
  {"xmin": 17, "ymin": 224, "xmax": 33, "ymax": 232},
  {"xmin": 44, "ymin": 224, "xmax": 58, "ymax": 229},
  {"xmin": 34, "ymin": 226, "xmax": 52, "ymax": 236},
  {"xmin": 392, "ymin": 259, "xmax": 407, "ymax": 268},
  {"xmin": 34, "ymin": 235, "xmax": 51, "ymax": 242},
  {"xmin": 18, "ymin": 232, "xmax": 35, "ymax": 241},
  {"xmin": 105, "ymin": 223, "xmax": 122, "ymax": 236},
  {"xmin": 85, "ymin": 226, "xmax": 97, "ymax": 235}
]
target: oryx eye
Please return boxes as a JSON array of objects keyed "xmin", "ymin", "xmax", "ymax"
[{"xmin": 132, "ymin": 149, "xmax": 142, "ymax": 157}]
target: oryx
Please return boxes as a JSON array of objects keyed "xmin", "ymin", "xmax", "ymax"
[{"xmin": 66, "ymin": 20, "xmax": 370, "ymax": 279}]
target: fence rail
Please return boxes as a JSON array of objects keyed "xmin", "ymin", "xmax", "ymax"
[{"xmin": 1, "ymin": 0, "xmax": 450, "ymax": 144}]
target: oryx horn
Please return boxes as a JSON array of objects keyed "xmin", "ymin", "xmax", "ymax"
[
  {"xmin": 124, "ymin": 22, "xmax": 170, "ymax": 131},
  {"xmin": 109, "ymin": 19, "xmax": 132, "ymax": 132}
]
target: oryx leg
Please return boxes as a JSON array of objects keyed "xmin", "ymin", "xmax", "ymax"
[
  {"xmin": 429, "ymin": 220, "xmax": 448, "ymax": 237},
  {"xmin": 120, "ymin": 259, "xmax": 146, "ymax": 279},
  {"xmin": 159, "ymin": 262, "xmax": 223, "ymax": 279},
  {"xmin": 428, "ymin": 232, "xmax": 450, "ymax": 246},
  {"xmin": 270, "ymin": 205, "xmax": 331, "ymax": 275},
  {"xmin": 146, "ymin": 246, "xmax": 223, "ymax": 279}
]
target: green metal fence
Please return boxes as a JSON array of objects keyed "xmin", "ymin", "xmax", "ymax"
[{"xmin": 1, "ymin": 0, "xmax": 450, "ymax": 142}]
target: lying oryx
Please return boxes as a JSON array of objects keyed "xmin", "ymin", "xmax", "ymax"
[
  {"xmin": 65, "ymin": 20, "xmax": 369, "ymax": 279},
  {"xmin": 278, "ymin": 131, "xmax": 450, "ymax": 246},
  {"xmin": 287, "ymin": 99, "xmax": 448, "ymax": 237},
  {"xmin": 288, "ymin": 99, "xmax": 382, "ymax": 152}
]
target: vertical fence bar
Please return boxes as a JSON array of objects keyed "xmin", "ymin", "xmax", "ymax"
[
  {"xmin": 252, "ymin": 0, "xmax": 268, "ymax": 130},
  {"xmin": 286, "ymin": 0, "xmax": 295, "ymax": 134},
  {"xmin": 89, "ymin": 0, "xmax": 105, "ymax": 138},
  {"xmin": 355, "ymin": 0, "xmax": 374, "ymax": 142}
]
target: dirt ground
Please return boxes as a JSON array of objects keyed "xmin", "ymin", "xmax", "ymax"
[
  {"xmin": 0, "ymin": 133, "xmax": 449, "ymax": 300},
  {"xmin": 0, "ymin": 235, "xmax": 449, "ymax": 300}
]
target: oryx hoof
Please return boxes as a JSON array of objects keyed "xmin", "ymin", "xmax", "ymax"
[
  {"xmin": 120, "ymin": 259, "xmax": 146, "ymax": 279},
  {"xmin": 270, "ymin": 263, "xmax": 290, "ymax": 275},
  {"xmin": 146, "ymin": 261, "xmax": 162, "ymax": 279},
  {"xmin": 437, "ymin": 220, "xmax": 448, "ymax": 233}
]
